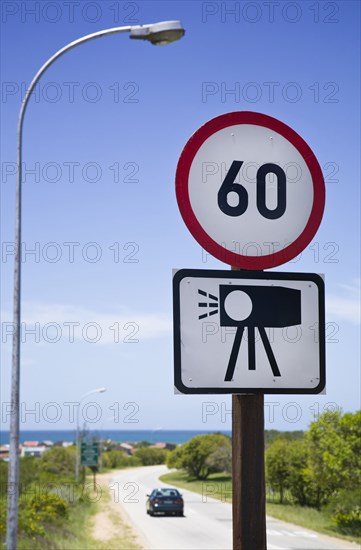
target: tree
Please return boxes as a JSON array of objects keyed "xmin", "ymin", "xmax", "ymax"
[
  {"xmin": 284, "ymin": 411, "xmax": 361, "ymax": 510},
  {"xmin": 287, "ymin": 439, "xmax": 309, "ymax": 506},
  {"xmin": 265, "ymin": 439, "xmax": 292, "ymax": 503},
  {"xmin": 206, "ymin": 443, "xmax": 232, "ymax": 475},
  {"xmin": 133, "ymin": 447, "xmax": 168, "ymax": 466},
  {"xmin": 335, "ymin": 411, "xmax": 361, "ymax": 489},
  {"xmin": 305, "ymin": 410, "xmax": 361, "ymax": 508},
  {"xmin": 166, "ymin": 445, "xmax": 184, "ymax": 470},
  {"xmin": 166, "ymin": 433, "xmax": 231, "ymax": 480}
]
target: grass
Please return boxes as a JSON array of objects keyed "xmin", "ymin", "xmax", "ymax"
[
  {"xmin": 16, "ymin": 498, "xmax": 100, "ymax": 550},
  {"xmin": 12, "ymin": 481, "xmax": 142, "ymax": 550},
  {"xmin": 266, "ymin": 502, "xmax": 360, "ymax": 544},
  {"xmin": 160, "ymin": 470, "xmax": 361, "ymax": 545}
]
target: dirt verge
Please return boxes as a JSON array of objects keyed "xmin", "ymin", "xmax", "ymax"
[{"xmin": 90, "ymin": 471, "xmax": 144, "ymax": 549}]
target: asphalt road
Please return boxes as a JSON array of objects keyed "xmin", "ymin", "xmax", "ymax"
[{"xmin": 108, "ymin": 465, "xmax": 360, "ymax": 550}]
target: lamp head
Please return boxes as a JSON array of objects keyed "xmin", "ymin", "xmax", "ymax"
[{"xmin": 130, "ymin": 20, "xmax": 185, "ymax": 45}]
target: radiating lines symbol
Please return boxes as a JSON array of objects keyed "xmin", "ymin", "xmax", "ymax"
[{"xmin": 198, "ymin": 289, "xmax": 219, "ymax": 319}]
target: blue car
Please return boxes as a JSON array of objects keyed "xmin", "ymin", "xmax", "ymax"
[{"xmin": 146, "ymin": 487, "xmax": 184, "ymax": 516}]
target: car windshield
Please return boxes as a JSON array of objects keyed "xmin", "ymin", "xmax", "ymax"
[{"xmin": 153, "ymin": 489, "xmax": 180, "ymax": 497}]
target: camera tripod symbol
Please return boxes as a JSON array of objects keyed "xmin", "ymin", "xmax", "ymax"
[{"xmin": 198, "ymin": 285, "xmax": 301, "ymax": 381}]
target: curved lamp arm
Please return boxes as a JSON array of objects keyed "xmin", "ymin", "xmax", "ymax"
[{"xmin": 17, "ymin": 26, "xmax": 131, "ymax": 139}]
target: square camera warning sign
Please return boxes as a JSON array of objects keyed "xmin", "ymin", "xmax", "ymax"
[{"xmin": 173, "ymin": 269, "xmax": 325, "ymax": 394}]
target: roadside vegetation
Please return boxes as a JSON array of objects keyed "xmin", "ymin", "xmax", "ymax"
[
  {"xmin": 0, "ymin": 440, "xmax": 169, "ymax": 548},
  {"xmin": 162, "ymin": 410, "xmax": 361, "ymax": 543},
  {"xmin": 0, "ymin": 446, "xmax": 101, "ymax": 549},
  {"xmin": 0, "ymin": 444, "xmax": 146, "ymax": 549},
  {"xmin": 1, "ymin": 413, "xmax": 359, "ymax": 545},
  {"xmin": 100, "ymin": 443, "xmax": 169, "ymax": 470}
]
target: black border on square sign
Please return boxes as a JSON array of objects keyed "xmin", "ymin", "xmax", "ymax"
[{"xmin": 173, "ymin": 269, "xmax": 325, "ymax": 395}]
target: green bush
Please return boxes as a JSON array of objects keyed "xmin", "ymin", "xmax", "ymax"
[
  {"xmin": 101, "ymin": 449, "xmax": 140, "ymax": 469},
  {"xmin": 19, "ymin": 492, "xmax": 69, "ymax": 537},
  {"xmin": 28, "ymin": 492, "xmax": 69, "ymax": 520},
  {"xmin": 101, "ymin": 449, "xmax": 128, "ymax": 468},
  {"xmin": 0, "ymin": 498, "xmax": 7, "ymax": 538},
  {"xmin": 18, "ymin": 507, "xmax": 46, "ymax": 538},
  {"xmin": 133, "ymin": 447, "xmax": 168, "ymax": 466},
  {"xmin": 18, "ymin": 456, "xmax": 40, "ymax": 493},
  {"xmin": 1, "ymin": 492, "xmax": 69, "ymax": 540},
  {"xmin": 334, "ymin": 508, "xmax": 361, "ymax": 535},
  {"xmin": 329, "ymin": 490, "xmax": 361, "ymax": 536},
  {"xmin": 39, "ymin": 446, "xmax": 76, "ymax": 480}
]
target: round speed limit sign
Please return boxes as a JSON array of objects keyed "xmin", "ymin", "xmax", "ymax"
[{"xmin": 175, "ymin": 112, "xmax": 325, "ymax": 269}]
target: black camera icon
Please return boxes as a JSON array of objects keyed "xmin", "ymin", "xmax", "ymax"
[
  {"xmin": 219, "ymin": 285, "xmax": 301, "ymax": 328},
  {"xmin": 217, "ymin": 285, "xmax": 301, "ymax": 381}
]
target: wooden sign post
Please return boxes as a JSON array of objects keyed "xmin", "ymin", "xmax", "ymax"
[{"xmin": 232, "ymin": 394, "xmax": 267, "ymax": 549}]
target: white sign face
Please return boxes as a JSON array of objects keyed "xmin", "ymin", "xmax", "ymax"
[
  {"xmin": 176, "ymin": 112, "xmax": 325, "ymax": 269},
  {"xmin": 173, "ymin": 269, "xmax": 325, "ymax": 394}
]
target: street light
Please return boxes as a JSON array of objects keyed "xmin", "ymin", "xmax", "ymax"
[
  {"xmin": 6, "ymin": 20, "xmax": 185, "ymax": 550},
  {"xmin": 76, "ymin": 387, "xmax": 107, "ymax": 483},
  {"xmin": 130, "ymin": 21, "xmax": 185, "ymax": 45}
]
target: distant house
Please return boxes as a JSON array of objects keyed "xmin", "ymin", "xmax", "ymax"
[
  {"xmin": 150, "ymin": 442, "xmax": 166, "ymax": 449},
  {"xmin": 118, "ymin": 443, "xmax": 134, "ymax": 455},
  {"xmin": 40, "ymin": 440, "xmax": 54, "ymax": 448},
  {"xmin": 22, "ymin": 441, "xmax": 39, "ymax": 448},
  {"xmin": 21, "ymin": 441, "xmax": 47, "ymax": 458},
  {"xmin": 0, "ymin": 445, "xmax": 10, "ymax": 461}
]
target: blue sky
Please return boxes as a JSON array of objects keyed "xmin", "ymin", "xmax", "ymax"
[{"xmin": 1, "ymin": 0, "xmax": 360, "ymax": 433}]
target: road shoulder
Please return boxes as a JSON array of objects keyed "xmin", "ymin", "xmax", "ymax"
[{"xmin": 91, "ymin": 471, "xmax": 145, "ymax": 549}]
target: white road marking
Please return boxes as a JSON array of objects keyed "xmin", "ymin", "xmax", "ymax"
[{"xmin": 294, "ymin": 530, "xmax": 317, "ymax": 538}]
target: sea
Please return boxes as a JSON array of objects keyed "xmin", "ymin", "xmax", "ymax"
[{"xmin": 0, "ymin": 429, "xmax": 232, "ymax": 446}]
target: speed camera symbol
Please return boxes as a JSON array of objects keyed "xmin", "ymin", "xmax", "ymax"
[{"xmin": 198, "ymin": 286, "xmax": 301, "ymax": 380}]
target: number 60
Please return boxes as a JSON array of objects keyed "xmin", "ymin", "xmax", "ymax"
[{"xmin": 217, "ymin": 160, "xmax": 287, "ymax": 220}]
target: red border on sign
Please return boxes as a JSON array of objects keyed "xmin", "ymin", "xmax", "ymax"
[{"xmin": 175, "ymin": 111, "xmax": 325, "ymax": 270}]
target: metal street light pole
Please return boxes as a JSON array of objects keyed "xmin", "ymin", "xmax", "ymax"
[
  {"xmin": 6, "ymin": 20, "xmax": 185, "ymax": 550},
  {"xmin": 76, "ymin": 387, "xmax": 107, "ymax": 483}
]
